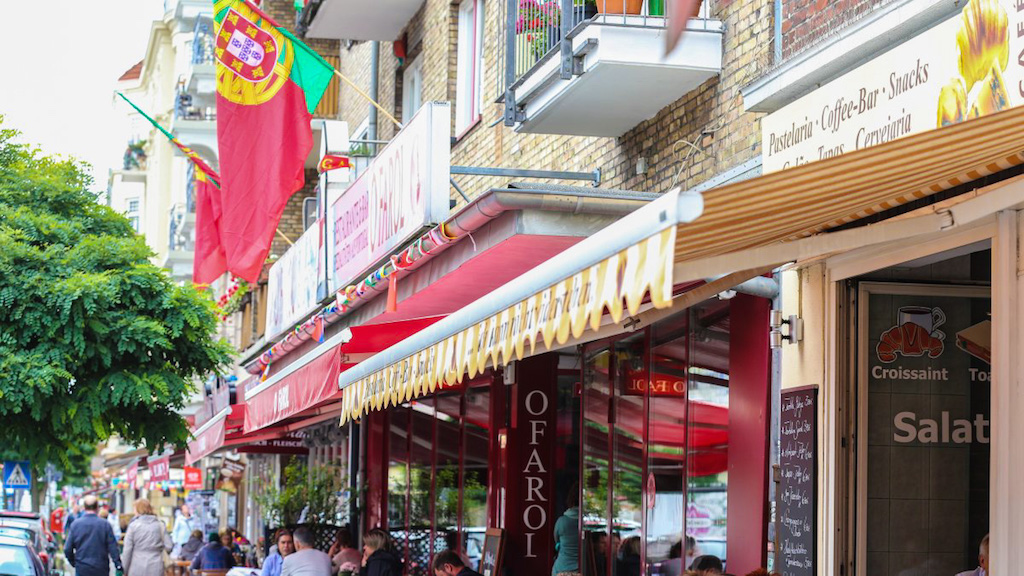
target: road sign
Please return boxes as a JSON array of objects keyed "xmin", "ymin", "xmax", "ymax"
[{"xmin": 3, "ymin": 461, "xmax": 31, "ymax": 489}]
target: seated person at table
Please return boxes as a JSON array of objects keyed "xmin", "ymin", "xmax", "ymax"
[
  {"xmin": 432, "ymin": 550, "xmax": 483, "ymax": 576},
  {"xmin": 180, "ymin": 530, "xmax": 205, "ymax": 562},
  {"xmin": 192, "ymin": 532, "xmax": 236, "ymax": 572},
  {"xmin": 262, "ymin": 530, "xmax": 294, "ymax": 576},
  {"xmin": 282, "ymin": 527, "xmax": 332, "ymax": 576}
]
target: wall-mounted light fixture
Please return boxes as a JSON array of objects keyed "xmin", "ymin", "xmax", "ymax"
[{"xmin": 769, "ymin": 310, "xmax": 803, "ymax": 349}]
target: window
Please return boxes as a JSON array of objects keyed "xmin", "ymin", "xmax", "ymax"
[
  {"xmin": 402, "ymin": 56, "xmax": 424, "ymax": 124},
  {"xmin": 128, "ymin": 216, "xmax": 140, "ymax": 232},
  {"xmin": 127, "ymin": 198, "xmax": 140, "ymax": 213},
  {"xmin": 386, "ymin": 378, "xmax": 492, "ymax": 572},
  {"xmin": 456, "ymin": 0, "xmax": 485, "ymax": 135}
]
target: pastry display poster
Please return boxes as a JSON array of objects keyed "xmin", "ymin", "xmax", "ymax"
[
  {"xmin": 762, "ymin": 0, "xmax": 1018, "ymax": 172},
  {"xmin": 864, "ymin": 284, "xmax": 990, "ymax": 575}
]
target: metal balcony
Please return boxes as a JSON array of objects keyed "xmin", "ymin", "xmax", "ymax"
[
  {"xmin": 501, "ymin": 0, "xmax": 722, "ymax": 137},
  {"xmin": 302, "ymin": 0, "xmax": 425, "ymax": 41}
]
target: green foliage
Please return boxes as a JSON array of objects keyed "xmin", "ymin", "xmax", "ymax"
[
  {"xmin": 256, "ymin": 460, "xmax": 346, "ymax": 527},
  {"xmin": 0, "ymin": 120, "xmax": 232, "ymax": 469}
]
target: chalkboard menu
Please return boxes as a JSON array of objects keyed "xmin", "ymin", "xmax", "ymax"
[
  {"xmin": 479, "ymin": 528, "xmax": 505, "ymax": 576},
  {"xmin": 778, "ymin": 386, "xmax": 817, "ymax": 576}
]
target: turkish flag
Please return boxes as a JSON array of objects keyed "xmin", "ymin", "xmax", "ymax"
[{"xmin": 665, "ymin": 0, "xmax": 705, "ymax": 55}]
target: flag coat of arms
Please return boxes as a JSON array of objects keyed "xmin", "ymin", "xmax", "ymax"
[{"xmin": 214, "ymin": 0, "xmax": 334, "ymax": 283}]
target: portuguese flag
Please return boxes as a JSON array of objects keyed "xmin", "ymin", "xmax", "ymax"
[
  {"xmin": 115, "ymin": 92, "xmax": 228, "ymax": 284},
  {"xmin": 192, "ymin": 164, "xmax": 229, "ymax": 285},
  {"xmin": 213, "ymin": 0, "xmax": 334, "ymax": 283}
]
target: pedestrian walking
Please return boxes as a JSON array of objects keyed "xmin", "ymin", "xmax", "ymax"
[
  {"xmin": 63, "ymin": 496, "xmax": 123, "ymax": 576},
  {"xmin": 122, "ymin": 499, "xmax": 173, "ymax": 576},
  {"xmin": 281, "ymin": 527, "xmax": 331, "ymax": 576},
  {"xmin": 171, "ymin": 505, "xmax": 198, "ymax": 554}
]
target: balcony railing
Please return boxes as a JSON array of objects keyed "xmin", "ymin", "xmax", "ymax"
[
  {"xmin": 192, "ymin": 15, "xmax": 216, "ymax": 65},
  {"xmin": 174, "ymin": 89, "xmax": 216, "ymax": 122},
  {"xmin": 499, "ymin": 0, "xmax": 718, "ymax": 135}
]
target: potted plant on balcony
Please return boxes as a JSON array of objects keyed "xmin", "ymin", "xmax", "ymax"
[
  {"xmin": 515, "ymin": 0, "xmax": 562, "ymax": 76},
  {"xmin": 595, "ymin": 0, "xmax": 643, "ymax": 15}
]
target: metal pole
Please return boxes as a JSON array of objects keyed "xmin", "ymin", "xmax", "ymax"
[
  {"xmin": 450, "ymin": 165, "xmax": 601, "ymax": 184},
  {"xmin": 368, "ymin": 41, "xmax": 380, "ymax": 153},
  {"xmin": 560, "ymin": 0, "xmax": 573, "ymax": 79},
  {"xmin": 504, "ymin": 0, "xmax": 518, "ymax": 126}
]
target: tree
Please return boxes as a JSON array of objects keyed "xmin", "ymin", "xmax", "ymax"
[{"xmin": 0, "ymin": 119, "xmax": 232, "ymax": 470}]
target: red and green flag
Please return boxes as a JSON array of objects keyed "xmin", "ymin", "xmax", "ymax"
[
  {"xmin": 213, "ymin": 0, "xmax": 335, "ymax": 283},
  {"xmin": 115, "ymin": 92, "xmax": 228, "ymax": 285}
]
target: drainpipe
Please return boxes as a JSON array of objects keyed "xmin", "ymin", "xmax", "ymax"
[
  {"xmin": 368, "ymin": 41, "xmax": 380, "ymax": 153},
  {"xmin": 774, "ymin": 0, "xmax": 783, "ymax": 64}
]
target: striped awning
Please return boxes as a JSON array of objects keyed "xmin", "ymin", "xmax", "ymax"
[
  {"xmin": 337, "ymin": 106, "xmax": 1024, "ymax": 423},
  {"xmin": 671, "ymin": 105, "xmax": 1024, "ymax": 264}
]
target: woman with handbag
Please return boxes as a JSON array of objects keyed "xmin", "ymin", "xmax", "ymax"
[{"xmin": 122, "ymin": 499, "xmax": 173, "ymax": 576}]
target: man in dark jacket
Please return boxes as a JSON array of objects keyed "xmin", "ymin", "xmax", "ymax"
[
  {"xmin": 64, "ymin": 496, "xmax": 123, "ymax": 576},
  {"xmin": 432, "ymin": 551, "xmax": 483, "ymax": 576},
  {"xmin": 191, "ymin": 532, "xmax": 235, "ymax": 571}
]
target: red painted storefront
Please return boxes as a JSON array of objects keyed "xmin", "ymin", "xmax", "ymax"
[{"xmin": 358, "ymin": 293, "xmax": 771, "ymax": 576}]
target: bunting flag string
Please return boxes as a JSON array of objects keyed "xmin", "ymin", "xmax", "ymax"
[{"xmin": 340, "ymin": 226, "xmax": 678, "ymax": 423}]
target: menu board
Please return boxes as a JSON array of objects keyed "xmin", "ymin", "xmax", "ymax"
[
  {"xmin": 479, "ymin": 528, "xmax": 505, "ymax": 576},
  {"xmin": 778, "ymin": 386, "xmax": 817, "ymax": 576}
]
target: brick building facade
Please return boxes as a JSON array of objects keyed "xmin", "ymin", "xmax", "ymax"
[{"xmin": 333, "ymin": 0, "xmax": 773, "ymax": 202}]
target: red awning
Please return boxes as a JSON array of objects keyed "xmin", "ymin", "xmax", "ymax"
[
  {"xmin": 243, "ymin": 317, "xmax": 444, "ymax": 434},
  {"xmin": 244, "ymin": 345, "xmax": 345, "ymax": 434},
  {"xmin": 186, "ymin": 408, "xmax": 228, "ymax": 465}
]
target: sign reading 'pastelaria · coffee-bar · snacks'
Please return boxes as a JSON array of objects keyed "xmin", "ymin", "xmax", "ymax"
[{"xmin": 763, "ymin": 0, "xmax": 1024, "ymax": 173}]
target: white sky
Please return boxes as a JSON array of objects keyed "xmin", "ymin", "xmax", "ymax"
[{"xmin": 0, "ymin": 0, "xmax": 165, "ymax": 191}]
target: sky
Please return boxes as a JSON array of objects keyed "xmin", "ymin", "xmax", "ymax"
[{"xmin": 0, "ymin": 0, "xmax": 165, "ymax": 191}]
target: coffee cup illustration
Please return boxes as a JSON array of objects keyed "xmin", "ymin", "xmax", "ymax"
[
  {"xmin": 876, "ymin": 306, "xmax": 947, "ymax": 363},
  {"xmin": 898, "ymin": 306, "xmax": 946, "ymax": 340}
]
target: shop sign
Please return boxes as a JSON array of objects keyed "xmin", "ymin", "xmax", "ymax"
[
  {"xmin": 762, "ymin": 0, "xmax": 1024, "ymax": 173},
  {"xmin": 184, "ymin": 467, "xmax": 203, "ymax": 490},
  {"xmin": 623, "ymin": 367, "xmax": 686, "ymax": 397},
  {"xmin": 126, "ymin": 461, "xmax": 138, "ymax": 489},
  {"xmin": 327, "ymin": 101, "xmax": 451, "ymax": 293},
  {"xmin": 237, "ymin": 437, "xmax": 310, "ymax": 455},
  {"xmin": 341, "ymin": 227, "xmax": 677, "ymax": 423},
  {"xmin": 266, "ymin": 222, "xmax": 324, "ymax": 339},
  {"xmin": 148, "ymin": 455, "xmax": 170, "ymax": 482},
  {"xmin": 215, "ymin": 459, "xmax": 246, "ymax": 494}
]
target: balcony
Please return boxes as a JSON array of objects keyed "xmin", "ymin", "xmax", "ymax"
[
  {"xmin": 185, "ymin": 15, "xmax": 217, "ymax": 94},
  {"xmin": 501, "ymin": 0, "xmax": 722, "ymax": 137},
  {"xmin": 303, "ymin": 0, "xmax": 425, "ymax": 41}
]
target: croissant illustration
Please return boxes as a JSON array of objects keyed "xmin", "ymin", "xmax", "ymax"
[
  {"xmin": 876, "ymin": 322, "xmax": 944, "ymax": 363},
  {"xmin": 956, "ymin": 0, "xmax": 1009, "ymax": 91},
  {"xmin": 937, "ymin": 77, "xmax": 968, "ymax": 127},
  {"xmin": 969, "ymin": 58, "xmax": 1010, "ymax": 118}
]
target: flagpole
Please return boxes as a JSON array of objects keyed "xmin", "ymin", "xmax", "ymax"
[{"xmin": 332, "ymin": 69, "xmax": 403, "ymax": 129}]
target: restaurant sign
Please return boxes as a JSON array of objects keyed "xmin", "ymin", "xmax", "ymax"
[
  {"xmin": 327, "ymin": 102, "xmax": 451, "ymax": 293},
  {"xmin": 762, "ymin": 0, "xmax": 1024, "ymax": 173},
  {"xmin": 266, "ymin": 224, "xmax": 323, "ymax": 339}
]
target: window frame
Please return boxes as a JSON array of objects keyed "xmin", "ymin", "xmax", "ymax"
[
  {"xmin": 455, "ymin": 0, "xmax": 485, "ymax": 137},
  {"xmin": 402, "ymin": 56, "xmax": 424, "ymax": 125}
]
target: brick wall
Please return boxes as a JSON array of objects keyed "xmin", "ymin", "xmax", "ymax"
[
  {"xmin": 270, "ymin": 168, "xmax": 318, "ymax": 258},
  {"xmin": 781, "ymin": 0, "xmax": 897, "ymax": 60},
  {"xmin": 333, "ymin": 0, "xmax": 772, "ymax": 203}
]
